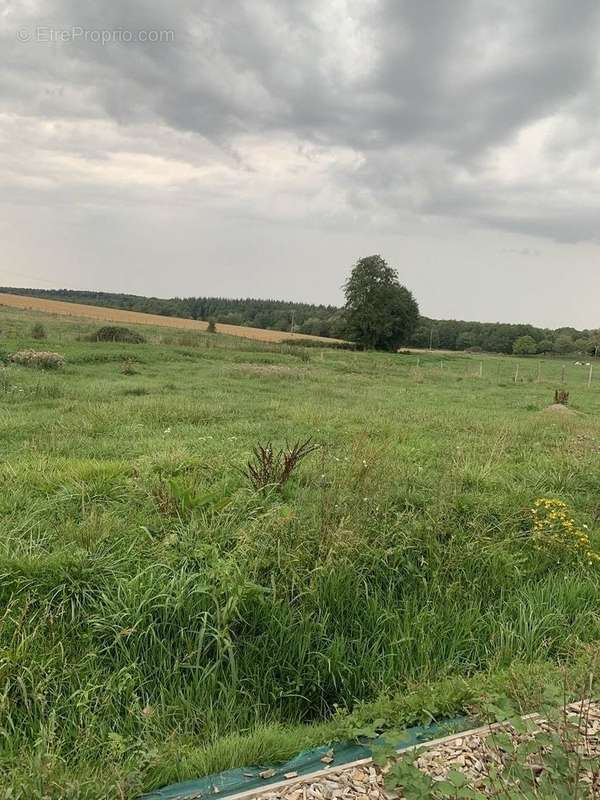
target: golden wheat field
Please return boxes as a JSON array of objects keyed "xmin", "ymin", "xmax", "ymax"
[{"xmin": 0, "ymin": 292, "xmax": 342, "ymax": 344}]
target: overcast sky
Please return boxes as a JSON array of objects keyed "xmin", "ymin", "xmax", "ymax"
[{"xmin": 2, "ymin": 1, "xmax": 599, "ymax": 328}]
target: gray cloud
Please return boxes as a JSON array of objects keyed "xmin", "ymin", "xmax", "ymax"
[{"xmin": 1, "ymin": 0, "xmax": 600, "ymax": 324}]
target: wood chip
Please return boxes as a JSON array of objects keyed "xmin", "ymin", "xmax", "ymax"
[
  {"xmin": 259, "ymin": 770, "xmax": 277, "ymax": 779},
  {"xmin": 241, "ymin": 702, "xmax": 599, "ymax": 800}
]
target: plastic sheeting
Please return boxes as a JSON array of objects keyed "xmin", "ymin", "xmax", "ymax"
[{"xmin": 142, "ymin": 717, "xmax": 469, "ymax": 800}]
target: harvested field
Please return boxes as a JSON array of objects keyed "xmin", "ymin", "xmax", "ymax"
[{"xmin": 0, "ymin": 292, "xmax": 343, "ymax": 345}]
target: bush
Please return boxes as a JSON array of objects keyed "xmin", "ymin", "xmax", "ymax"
[
  {"xmin": 30, "ymin": 323, "xmax": 47, "ymax": 340},
  {"xmin": 10, "ymin": 350, "xmax": 64, "ymax": 369},
  {"xmin": 207, "ymin": 319, "xmax": 217, "ymax": 333},
  {"xmin": 89, "ymin": 326, "xmax": 146, "ymax": 344}
]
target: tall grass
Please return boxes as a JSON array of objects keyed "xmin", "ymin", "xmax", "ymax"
[{"xmin": 0, "ymin": 305, "xmax": 599, "ymax": 796}]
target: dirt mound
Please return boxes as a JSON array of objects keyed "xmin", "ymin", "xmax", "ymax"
[{"xmin": 544, "ymin": 403, "xmax": 577, "ymax": 416}]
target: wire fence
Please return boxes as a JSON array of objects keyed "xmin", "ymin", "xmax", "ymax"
[{"xmin": 403, "ymin": 353, "xmax": 597, "ymax": 390}]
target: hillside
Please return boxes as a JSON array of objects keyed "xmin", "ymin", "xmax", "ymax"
[
  {"xmin": 2, "ymin": 286, "xmax": 597, "ymax": 354},
  {"xmin": 0, "ymin": 292, "xmax": 344, "ymax": 345}
]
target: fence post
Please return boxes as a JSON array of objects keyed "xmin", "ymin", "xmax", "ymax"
[
  {"xmin": 514, "ymin": 363, "xmax": 520, "ymax": 383},
  {"xmin": 589, "ymin": 363, "xmax": 593, "ymax": 388}
]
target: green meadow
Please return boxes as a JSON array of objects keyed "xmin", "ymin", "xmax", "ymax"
[{"xmin": 0, "ymin": 306, "xmax": 599, "ymax": 798}]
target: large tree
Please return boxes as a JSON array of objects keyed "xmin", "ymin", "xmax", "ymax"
[{"xmin": 343, "ymin": 255, "xmax": 419, "ymax": 351}]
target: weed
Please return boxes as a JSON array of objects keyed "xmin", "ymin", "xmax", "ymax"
[
  {"xmin": 530, "ymin": 498, "xmax": 600, "ymax": 565},
  {"xmin": 244, "ymin": 439, "xmax": 319, "ymax": 490}
]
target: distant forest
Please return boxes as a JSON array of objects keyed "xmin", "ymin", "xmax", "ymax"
[{"xmin": 2, "ymin": 286, "xmax": 598, "ymax": 355}]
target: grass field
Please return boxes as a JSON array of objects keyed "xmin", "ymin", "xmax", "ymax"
[
  {"xmin": 0, "ymin": 292, "xmax": 343, "ymax": 345},
  {"xmin": 0, "ymin": 305, "xmax": 599, "ymax": 798}
]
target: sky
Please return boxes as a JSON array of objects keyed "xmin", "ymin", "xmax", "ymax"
[{"xmin": 1, "ymin": 0, "xmax": 600, "ymax": 329}]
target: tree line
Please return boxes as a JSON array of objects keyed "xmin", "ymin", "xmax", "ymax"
[
  {"xmin": 2, "ymin": 269, "xmax": 598, "ymax": 356},
  {"xmin": 409, "ymin": 318, "xmax": 600, "ymax": 356}
]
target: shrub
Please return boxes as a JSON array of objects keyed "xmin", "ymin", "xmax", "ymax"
[
  {"xmin": 89, "ymin": 326, "xmax": 146, "ymax": 344},
  {"xmin": 30, "ymin": 323, "xmax": 47, "ymax": 340},
  {"xmin": 10, "ymin": 350, "xmax": 64, "ymax": 369},
  {"xmin": 207, "ymin": 319, "xmax": 217, "ymax": 333}
]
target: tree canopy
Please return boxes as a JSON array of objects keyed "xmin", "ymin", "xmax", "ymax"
[
  {"xmin": 342, "ymin": 255, "xmax": 419, "ymax": 351},
  {"xmin": 512, "ymin": 335, "xmax": 538, "ymax": 355}
]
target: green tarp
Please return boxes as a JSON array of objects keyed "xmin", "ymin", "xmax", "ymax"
[{"xmin": 142, "ymin": 716, "xmax": 469, "ymax": 800}]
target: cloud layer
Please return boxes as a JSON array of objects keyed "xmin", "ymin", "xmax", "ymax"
[{"xmin": 1, "ymin": 0, "xmax": 599, "ymax": 323}]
